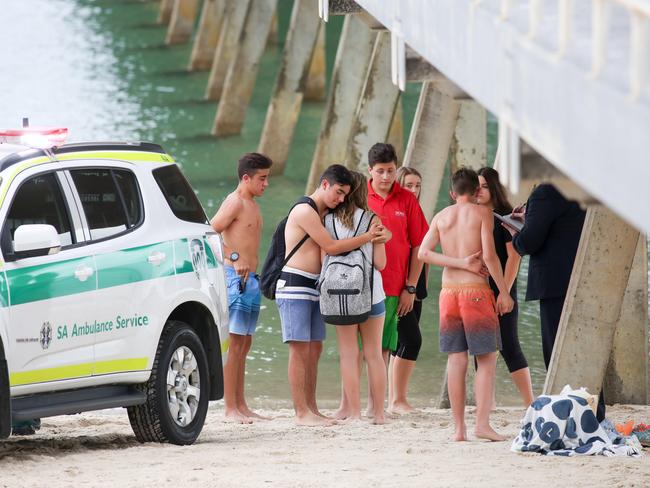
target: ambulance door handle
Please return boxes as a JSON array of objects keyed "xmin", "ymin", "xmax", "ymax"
[
  {"xmin": 74, "ymin": 265, "xmax": 94, "ymax": 282},
  {"xmin": 148, "ymin": 251, "xmax": 166, "ymax": 266}
]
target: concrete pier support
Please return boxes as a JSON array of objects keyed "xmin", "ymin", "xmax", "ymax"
[
  {"xmin": 304, "ymin": 26, "xmax": 326, "ymax": 102},
  {"xmin": 603, "ymin": 235, "xmax": 649, "ymax": 404},
  {"xmin": 258, "ymin": 0, "xmax": 322, "ymax": 174},
  {"xmin": 188, "ymin": 0, "xmax": 225, "ymax": 71},
  {"xmin": 543, "ymin": 206, "xmax": 640, "ymax": 399},
  {"xmin": 205, "ymin": 0, "xmax": 251, "ymax": 101},
  {"xmin": 267, "ymin": 11, "xmax": 279, "ymax": 46},
  {"xmin": 387, "ymin": 98, "xmax": 404, "ymax": 163},
  {"xmin": 345, "ymin": 32, "xmax": 401, "ymax": 170},
  {"xmin": 158, "ymin": 0, "xmax": 175, "ymax": 25},
  {"xmin": 450, "ymin": 101, "xmax": 487, "ymax": 171},
  {"xmin": 212, "ymin": 0, "xmax": 278, "ymax": 136},
  {"xmin": 306, "ymin": 15, "xmax": 377, "ymax": 193},
  {"xmin": 403, "ymin": 82, "xmax": 460, "ymax": 221},
  {"xmin": 165, "ymin": 0, "xmax": 200, "ymax": 45}
]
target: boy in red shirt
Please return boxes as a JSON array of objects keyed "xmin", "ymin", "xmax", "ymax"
[{"xmin": 366, "ymin": 143, "xmax": 428, "ymax": 413}]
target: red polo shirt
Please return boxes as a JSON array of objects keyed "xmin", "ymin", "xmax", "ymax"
[{"xmin": 367, "ymin": 179, "xmax": 429, "ymax": 296}]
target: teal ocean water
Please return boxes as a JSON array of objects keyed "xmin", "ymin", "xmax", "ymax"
[{"xmin": 1, "ymin": 0, "xmax": 556, "ymax": 407}]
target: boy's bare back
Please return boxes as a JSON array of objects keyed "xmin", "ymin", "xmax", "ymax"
[{"xmin": 433, "ymin": 202, "xmax": 491, "ymax": 284}]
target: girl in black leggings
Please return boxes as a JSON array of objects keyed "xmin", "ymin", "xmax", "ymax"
[
  {"xmin": 388, "ymin": 167, "xmax": 427, "ymax": 413},
  {"xmin": 476, "ymin": 167, "xmax": 534, "ymax": 407}
]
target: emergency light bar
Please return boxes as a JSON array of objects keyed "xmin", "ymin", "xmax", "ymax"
[{"xmin": 0, "ymin": 127, "xmax": 68, "ymax": 148}]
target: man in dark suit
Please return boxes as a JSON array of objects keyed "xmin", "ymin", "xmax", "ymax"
[{"xmin": 506, "ymin": 184, "xmax": 604, "ymax": 421}]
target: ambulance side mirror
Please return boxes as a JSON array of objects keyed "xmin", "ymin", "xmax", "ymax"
[{"xmin": 13, "ymin": 224, "xmax": 61, "ymax": 259}]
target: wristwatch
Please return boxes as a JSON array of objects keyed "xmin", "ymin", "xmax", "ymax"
[
  {"xmin": 229, "ymin": 251, "xmax": 240, "ymax": 262},
  {"xmin": 404, "ymin": 285, "xmax": 417, "ymax": 294}
]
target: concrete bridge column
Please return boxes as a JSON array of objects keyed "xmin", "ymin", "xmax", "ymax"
[
  {"xmin": 306, "ymin": 15, "xmax": 377, "ymax": 193},
  {"xmin": 304, "ymin": 26, "xmax": 326, "ymax": 102},
  {"xmin": 188, "ymin": 0, "xmax": 226, "ymax": 71},
  {"xmin": 345, "ymin": 32, "xmax": 401, "ymax": 171},
  {"xmin": 603, "ymin": 234, "xmax": 649, "ymax": 404},
  {"xmin": 543, "ymin": 206, "xmax": 640, "ymax": 399},
  {"xmin": 403, "ymin": 82, "xmax": 460, "ymax": 222},
  {"xmin": 387, "ymin": 98, "xmax": 404, "ymax": 163},
  {"xmin": 267, "ymin": 11, "xmax": 279, "ymax": 46},
  {"xmin": 165, "ymin": 0, "xmax": 200, "ymax": 45},
  {"xmin": 258, "ymin": 0, "xmax": 323, "ymax": 174},
  {"xmin": 205, "ymin": 0, "xmax": 251, "ymax": 101},
  {"xmin": 212, "ymin": 0, "xmax": 278, "ymax": 136},
  {"xmin": 158, "ymin": 0, "xmax": 175, "ymax": 25},
  {"xmin": 450, "ymin": 101, "xmax": 487, "ymax": 171}
]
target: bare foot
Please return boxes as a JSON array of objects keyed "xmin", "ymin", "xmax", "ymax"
[
  {"xmin": 240, "ymin": 406, "xmax": 272, "ymax": 421},
  {"xmin": 388, "ymin": 401, "xmax": 416, "ymax": 415},
  {"xmin": 224, "ymin": 409, "xmax": 253, "ymax": 424},
  {"xmin": 340, "ymin": 415, "xmax": 363, "ymax": 425},
  {"xmin": 365, "ymin": 408, "xmax": 375, "ymax": 419},
  {"xmin": 475, "ymin": 426, "xmax": 507, "ymax": 442},
  {"xmin": 296, "ymin": 412, "xmax": 337, "ymax": 427},
  {"xmin": 333, "ymin": 408, "xmax": 350, "ymax": 421},
  {"xmin": 309, "ymin": 407, "xmax": 333, "ymax": 420},
  {"xmin": 371, "ymin": 415, "xmax": 386, "ymax": 425},
  {"xmin": 452, "ymin": 429, "xmax": 467, "ymax": 442}
]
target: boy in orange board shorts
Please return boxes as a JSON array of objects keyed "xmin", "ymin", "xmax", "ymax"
[{"xmin": 418, "ymin": 168, "xmax": 514, "ymax": 441}]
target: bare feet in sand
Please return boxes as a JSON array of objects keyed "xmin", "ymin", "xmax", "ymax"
[
  {"xmin": 370, "ymin": 415, "xmax": 386, "ymax": 425},
  {"xmin": 475, "ymin": 426, "xmax": 507, "ymax": 442},
  {"xmin": 240, "ymin": 406, "xmax": 272, "ymax": 421},
  {"xmin": 333, "ymin": 408, "xmax": 350, "ymax": 421},
  {"xmin": 295, "ymin": 412, "xmax": 337, "ymax": 427},
  {"xmin": 388, "ymin": 401, "xmax": 416, "ymax": 415},
  {"xmin": 224, "ymin": 409, "xmax": 253, "ymax": 424},
  {"xmin": 452, "ymin": 424, "xmax": 467, "ymax": 441}
]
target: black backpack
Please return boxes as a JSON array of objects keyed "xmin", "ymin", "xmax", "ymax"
[{"xmin": 260, "ymin": 196, "xmax": 319, "ymax": 300}]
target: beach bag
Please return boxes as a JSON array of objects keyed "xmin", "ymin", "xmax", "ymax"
[
  {"xmin": 319, "ymin": 211, "xmax": 374, "ymax": 325},
  {"xmin": 260, "ymin": 196, "xmax": 318, "ymax": 300}
]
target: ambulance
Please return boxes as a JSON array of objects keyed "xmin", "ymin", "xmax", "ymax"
[{"xmin": 0, "ymin": 127, "xmax": 229, "ymax": 445}]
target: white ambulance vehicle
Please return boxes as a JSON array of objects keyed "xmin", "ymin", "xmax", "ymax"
[{"xmin": 0, "ymin": 127, "xmax": 229, "ymax": 445}]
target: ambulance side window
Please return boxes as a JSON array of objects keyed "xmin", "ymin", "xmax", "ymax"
[
  {"xmin": 1, "ymin": 172, "xmax": 75, "ymax": 256},
  {"xmin": 70, "ymin": 169, "xmax": 136, "ymax": 241}
]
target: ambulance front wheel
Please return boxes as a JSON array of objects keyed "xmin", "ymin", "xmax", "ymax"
[{"xmin": 128, "ymin": 321, "xmax": 210, "ymax": 445}]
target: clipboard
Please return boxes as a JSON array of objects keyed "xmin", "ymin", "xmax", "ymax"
[{"xmin": 494, "ymin": 212, "xmax": 524, "ymax": 232}]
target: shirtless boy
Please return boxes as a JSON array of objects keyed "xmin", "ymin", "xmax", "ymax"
[
  {"xmin": 418, "ymin": 168, "xmax": 514, "ymax": 441},
  {"xmin": 211, "ymin": 152, "xmax": 272, "ymax": 424},
  {"xmin": 276, "ymin": 164, "xmax": 387, "ymax": 426}
]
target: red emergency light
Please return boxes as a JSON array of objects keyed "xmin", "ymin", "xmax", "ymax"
[{"xmin": 0, "ymin": 127, "xmax": 68, "ymax": 148}]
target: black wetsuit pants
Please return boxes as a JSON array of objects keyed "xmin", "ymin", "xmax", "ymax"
[
  {"xmin": 392, "ymin": 300, "xmax": 422, "ymax": 361},
  {"xmin": 540, "ymin": 297, "xmax": 606, "ymax": 422}
]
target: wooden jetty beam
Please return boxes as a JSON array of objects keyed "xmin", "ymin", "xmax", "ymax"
[
  {"xmin": 543, "ymin": 206, "xmax": 640, "ymax": 400},
  {"xmin": 165, "ymin": 0, "xmax": 200, "ymax": 45},
  {"xmin": 205, "ymin": 0, "xmax": 250, "ymax": 101},
  {"xmin": 345, "ymin": 32, "xmax": 400, "ymax": 171},
  {"xmin": 212, "ymin": 0, "xmax": 278, "ymax": 136},
  {"xmin": 188, "ymin": 0, "xmax": 225, "ymax": 71},
  {"xmin": 306, "ymin": 15, "xmax": 377, "ymax": 193},
  {"xmin": 258, "ymin": 0, "xmax": 323, "ymax": 174}
]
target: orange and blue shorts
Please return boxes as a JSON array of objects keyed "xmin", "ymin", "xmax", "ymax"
[{"xmin": 439, "ymin": 282, "xmax": 502, "ymax": 356}]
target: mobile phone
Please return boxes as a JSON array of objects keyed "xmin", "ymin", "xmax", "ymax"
[{"xmin": 238, "ymin": 279, "xmax": 246, "ymax": 294}]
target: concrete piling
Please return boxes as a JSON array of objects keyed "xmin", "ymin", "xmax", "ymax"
[
  {"xmin": 165, "ymin": 0, "xmax": 200, "ymax": 45},
  {"xmin": 403, "ymin": 82, "xmax": 461, "ymax": 221},
  {"xmin": 258, "ymin": 0, "xmax": 323, "ymax": 174},
  {"xmin": 345, "ymin": 32, "xmax": 400, "ymax": 171},
  {"xmin": 604, "ymin": 234, "xmax": 649, "ymax": 404},
  {"xmin": 450, "ymin": 101, "xmax": 487, "ymax": 171},
  {"xmin": 306, "ymin": 15, "xmax": 377, "ymax": 193},
  {"xmin": 212, "ymin": 0, "xmax": 278, "ymax": 136},
  {"xmin": 158, "ymin": 0, "xmax": 175, "ymax": 25},
  {"xmin": 543, "ymin": 206, "xmax": 640, "ymax": 399},
  {"xmin": 387, "ymin": 98, "xmax": 404, "ymax": 163},
  {"xmin": 205, "ymin": 0, "xmax": 251, "ymax": 101},
  {"xmin": 188, "ymin": 0, "xmax": 226, "ymax": 71},
  {"xmin": 304, "ymin": 25, "xmax": 326, "ymax": 102}
]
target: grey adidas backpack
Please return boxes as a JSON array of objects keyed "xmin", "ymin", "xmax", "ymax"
[{"xmin": 319, "ymin": 210, "xmax": 374, "ymax": 325}]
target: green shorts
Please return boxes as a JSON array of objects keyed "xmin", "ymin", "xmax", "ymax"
[{"xmin": 382, "ymin": 296, "xmax": 399, "ymax": 351}]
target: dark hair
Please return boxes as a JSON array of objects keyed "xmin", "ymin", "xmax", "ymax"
[
  {"xmin": 368, "ymin": 143, "xmax": 397, "ymax": 168},
  {"xmin": 477, "ymin": 167, "xmax": 513, "ymax": 214},
  {"xmin": 238, "ymin": 152, "xmax": 273, "ymax": 180},
  {"xmin": 450, "ymin": 167, "xmax": 479, "ymax": 196},
  {"xmin": 320, "ymin": 164, "xmax": 353, "ymax": 188}
]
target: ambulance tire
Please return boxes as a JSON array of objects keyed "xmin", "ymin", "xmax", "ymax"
[{"xmin": 128, "ymin": 321, "xmax": 209, "ymax": 445}]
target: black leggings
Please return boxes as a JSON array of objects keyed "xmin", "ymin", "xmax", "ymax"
[
  {"xmin": 392, "ymin": 300, "xmax": 422, "ymax": 361},
  {"xmin": 499, "ymin": 300, "xmax": 528, "ymax": 373}
]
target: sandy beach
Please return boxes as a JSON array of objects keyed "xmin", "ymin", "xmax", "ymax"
[{"xmin": 1, "ymin": 403, "xmax": 648, "ymax": 488}]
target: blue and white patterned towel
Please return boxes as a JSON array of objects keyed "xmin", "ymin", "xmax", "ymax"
[{"xmin": 511, "ymin": 394, "xmax": 641, "ymax": 457}]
